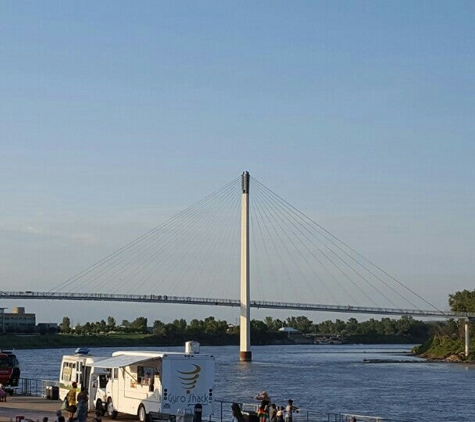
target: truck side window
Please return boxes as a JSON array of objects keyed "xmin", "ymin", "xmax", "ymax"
[{"xmin": 62, "ymin": 362, "xmax": 72, "ymax": 382}]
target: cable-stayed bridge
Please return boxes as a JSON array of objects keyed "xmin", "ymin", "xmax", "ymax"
[
  {"xmin": 0, "ymin": 291, "xmax": 472, "ymax": 319},
  {"xmin": 1, "ymin": 172, "xmax": 473, "ymax": 325}
]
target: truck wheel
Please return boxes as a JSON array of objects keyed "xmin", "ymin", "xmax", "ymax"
[
  {"xmin": 95, "ymin": 399, "xmax": 105, "ymax": 416},
  {"xmin": 107, "ymin": 398, "xmax": 118, "ymax": 419},
  {"xmin": 138, "ymin": 404, "xmax": 148, "ymax": 422}
]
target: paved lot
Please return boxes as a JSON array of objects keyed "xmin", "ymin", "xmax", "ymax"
[{"xmin": 0, "ymin": 396, "xmax": 131, "ymax": 422}]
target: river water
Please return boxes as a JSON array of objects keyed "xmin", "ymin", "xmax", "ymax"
[{"xmin": 12, "ymin": 344, "xmax": 475, "ymax": 422}]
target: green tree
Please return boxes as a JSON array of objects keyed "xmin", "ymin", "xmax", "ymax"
[
  {"xmin": 74, "ymin": 323, "xmax": 84, "ymax": 335},
  {"xmin": 131, "ymin": 317, "xmax": 148, "ymax": 333},
  {"xmin": 172, "ymin": 319, "xmax": 187, "ymax": 332},
  {"xmin": 98, "ymin": 319, "xmax": 107, "ymax": 333},
  {"xmin": 84, "ymin": 322, "xmax": 92, "ymax": 334},
  {"xmin": 60, "ymin": 317, "xmax": 71, "ymax": 333},
  {"xmin": 152, "ymin": 320, "xmax": 167, "ymax": 336},
  {"xmin": 318, "ymin": 320, "xmax": 336, "ymax": 334},
  {"xmin": 286, "ymin": 316, "xmax": 314, "ymax": 334},
  {"xmin": 396, "ymin": 316, "xmax": 414, "ymax": 336},
  {"xmin": 250, "ymin": 319, "xmax": 268, "ymax": 343},
  {"xmin": 107, "ymin": 316, "xmax": 116, "ymax": 330},
  {"xmin": 264, "ymin": 316, "xmax": 275, "ymax": 330},
  {"xmin": 187, "ymin": 319, "xmax": 204, "ymax": 335},
  {"xmin": 449, "ymin": 289, "xmax": 475, "ymax": 312},
  {"xmin": 346, "ymin": 318, "xmax": 359, "ymax": 335},
  {"xmin": 334, "ymin": 319, "xmax": 346, "ymax": 334}
]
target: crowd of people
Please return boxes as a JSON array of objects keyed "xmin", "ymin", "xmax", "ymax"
[
  {"xmin": 253, "ymin": 391, "xmax": 299, "ymax": 422},
  {"xmin": 231, "ymin": 392, "xmax": 300, "ymax": 422},
  {"xmin": 231, "ymin": 391, "xmax": 357, "ymax": 422}
]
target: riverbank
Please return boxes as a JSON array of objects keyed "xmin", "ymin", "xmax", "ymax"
[
  {"xmin": 0, "ymin": 332, "xmax": 427, "ymax": 350},
  {"xmin": 412, "ymin": 335, "xmax": 475, "ymax": 362}
]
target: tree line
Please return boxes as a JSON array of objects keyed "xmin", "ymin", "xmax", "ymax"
[{"xmin": 58, "ymin": 313, "xmax": 434, "ymax": 343}]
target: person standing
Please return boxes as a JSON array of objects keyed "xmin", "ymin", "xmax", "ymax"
[
  {"xmin": 76, "ymin": 387, "xmax": 88, "ymax": 422},
  {"xmin": 269, "ymin": 403, "xmax": 277, "ymax": 422},
  {"xmin": 254, "ymin": 391, "xmax": 271, "ymax": 407},
  {"xmin": 257, "ymin": 404, "xmax": 268, "ymax": 422},
  {"xmin": 66, "ymin": 382, "xmax": 78, "ymax": 420},
  {"xmin": 231, "ymin": 403, "xmax": 244, "ymax": 422},
  {"xmin": 284, "ymin": 400, "xmax": 298, "ymax": 422},
  {"xmin": 0, "ymin": 383, "xmax": 7, "ymax": 402}
]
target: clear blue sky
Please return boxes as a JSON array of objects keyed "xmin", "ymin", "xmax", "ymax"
[{"xmin": 1, "ymin": 1, "xmax": 474, "ymax": 325}]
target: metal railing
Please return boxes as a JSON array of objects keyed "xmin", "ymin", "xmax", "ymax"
[
  {"xmin": 12, "ymin": 378, "xmax": 59, "ymax": 397},
  {"xmin": 12, "ymin": 378, "xmax": 407, "ymax": 422}
]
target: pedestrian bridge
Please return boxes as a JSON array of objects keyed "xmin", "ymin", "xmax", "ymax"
[
  {"xmin": 1, "ymin": 172, "xmax": 473, "ymax": 320},
  {"xmin": 1, "ymin": 290, "xmax": 473, "ymax": 319}
]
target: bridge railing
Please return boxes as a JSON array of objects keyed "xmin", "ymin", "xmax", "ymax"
[{"xmin": 3, "ymin": 290, "xmax": 475, "ymax": 318}]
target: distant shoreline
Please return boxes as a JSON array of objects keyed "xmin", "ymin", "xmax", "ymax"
[{"xmin": 0, "ymin": 332, "xmax": 424, "ymax": 350}]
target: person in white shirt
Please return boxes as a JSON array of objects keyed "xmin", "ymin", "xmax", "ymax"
[{"xmin": 284, "ymin": 399, "xmax": 298, "ymax": 422}]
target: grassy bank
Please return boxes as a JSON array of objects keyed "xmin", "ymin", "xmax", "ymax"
[{"xmin": 412, "ymin": 335, "xmax": 475, "ymax": 361}]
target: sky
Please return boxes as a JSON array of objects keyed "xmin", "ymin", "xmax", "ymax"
[{"xmin": 1, "ymin": 1, "xmax": 474, "ymax": 326}]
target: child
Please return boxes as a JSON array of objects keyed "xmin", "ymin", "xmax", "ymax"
[
  {"xmin": 93, "ymin": 409, "xmax": 102, "ymax": 422},
  {"xmin": 0, "ymin": 383, "xmax": 7, "ymax": 402},
  {"xmin": 55, "ymin": 410, "xmax": 65, "ymax": 422}
]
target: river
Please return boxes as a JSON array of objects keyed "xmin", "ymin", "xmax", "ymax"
[{"xmin": 12, "ymin": 344, "xmax": 474, "ymax": 422}]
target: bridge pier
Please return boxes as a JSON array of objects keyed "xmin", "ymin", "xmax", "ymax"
[{"xmin": 240, "ymin": 171, "xmax": 252, "ymax": 362}]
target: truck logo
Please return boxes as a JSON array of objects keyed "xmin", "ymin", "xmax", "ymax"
[{"xmin": 177, "ymin": 364, "xmax": 201, "ymax": 393}]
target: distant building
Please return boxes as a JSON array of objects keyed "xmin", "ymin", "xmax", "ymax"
[
  {"xmin": 3, "ymin": 307, "xmax": 36, "ymax": 332},
  {"xmin": 278, "ymin": 326, "xmax": 301, "ymax": 338}
]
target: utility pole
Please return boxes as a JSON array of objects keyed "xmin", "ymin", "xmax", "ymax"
[
  {"xmin": 240, "ymin": 171, "xmax": 252, "ymax": 362},
  {"xmin": 465, "ymin": 318, "xmax": 473, "ymax": 358}
]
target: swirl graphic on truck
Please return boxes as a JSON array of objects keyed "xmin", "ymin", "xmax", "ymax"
[{"xmin": 178, "ymin": 364, "xmax": 201, "ymax": 393}]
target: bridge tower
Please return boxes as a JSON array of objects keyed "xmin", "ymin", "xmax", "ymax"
[{"xmin": 240, "ymin": 171, "xmax": 252, "ymax": 362}]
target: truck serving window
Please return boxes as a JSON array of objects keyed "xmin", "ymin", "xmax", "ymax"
[{"xmin": 137, "ymin": 366, "xmax": 155, "ymax": 385}]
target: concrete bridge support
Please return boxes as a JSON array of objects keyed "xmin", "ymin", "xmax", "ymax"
[{"xmin": 240, "ymin": 171, "xmax": 252, "ymax": 362}]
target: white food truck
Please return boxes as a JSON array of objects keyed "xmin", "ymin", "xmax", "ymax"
[
  {"xmin": 59, "ymin": 342, "xmax": 215, "ymax": 422},
  {"xmin": 59, "ymin": 348, "xmax": 109, "ymax": 412}
]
